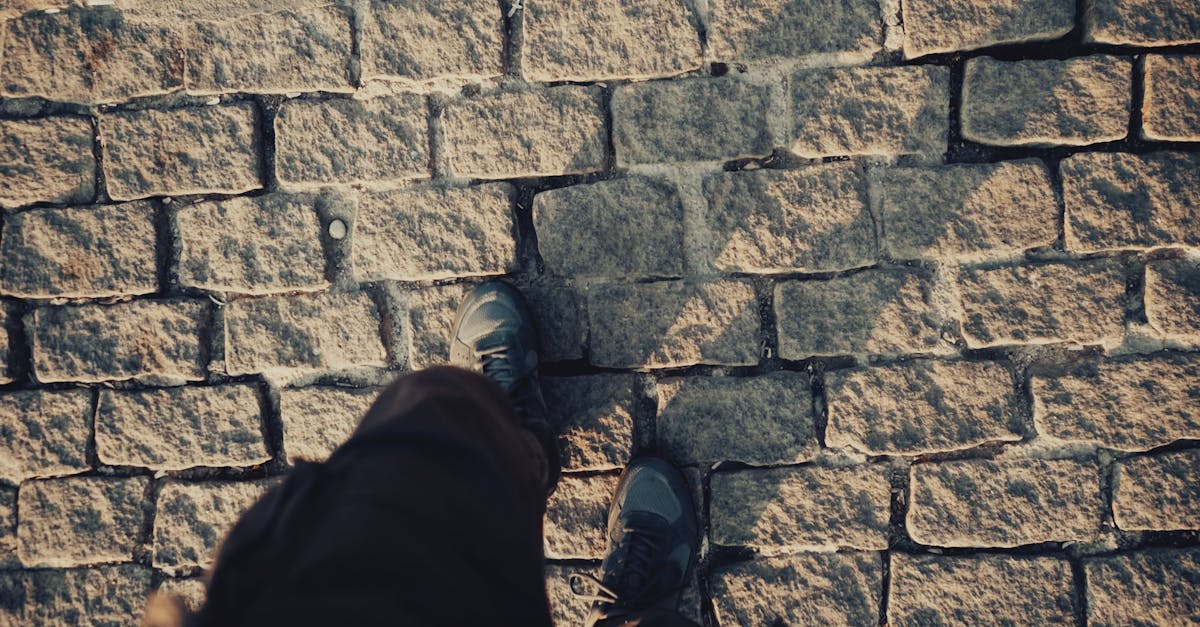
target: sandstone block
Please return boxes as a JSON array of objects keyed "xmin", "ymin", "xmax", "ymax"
[
  {"xmin": 708, "ymin": 0, "xmax": 880, "ymax": 62},
  {"xmin": 443, "ymin": 86, "xmax": 605, "ymax": 178},
  {"xmin": 279, "ymin": 386, "xmax": 379, "ymax": 462},
  {"xmin": 1084, "ymin": 0, "xmax": 1200, "ymax": 45},
  {"xmin": 155, "ymin": 578, "xmax": 207, "ymax": 613},
  {"xmin": 962, "ymin": 56, "xmax": 1131, "ymax": 146},
  {"xmin": 791, "ymin": 65, "xmax": 949, "ymax": 158},
  {"xmin": 1147, "ymin": 258, "xmax": 1200, "ymax": 341},
  {"xmin": 1114, "ymin": 449, "xmax": 1200, "ymax": 531},
  {"xmin": 361, "ymin": 0, "xmax": 503, "ymax": 81},
  {"xmin": 711, "ymin": 553, "xmax": 881, "ymax": 626},
  {"xmin": 587, "ymin": 280, "xmax": 760, "ymax": 368},
  {"xmin": 153, "ymin": 480, "xmax": 274, "ymax": 569},
  {"xmin": 1085, "ymin": 549, "xmax": 1200, "ymax": 625},
  {"xmin": 544, "ymin": 473, "xmax": 618, "ymax": 559},
  {"xmin": 908, "ymin": 458, "xmax": 1102, "ymax": 547},
  {"xmin": 521, "ymin": 282, "xmax": 585, "ymax": 362},
  {"xmin": 545, "ymin": 565, "xmax": 594, "ymax": 626},
  {"xmin": 543, "ymin": 375, "xmax": 634, "ymax": 472},
  {"xmin": 18, "ymin": 477, "xmax": 148, "ymax": 567},
  {"xmin": 402, "ymin": 283, "xmax": 470, "ymax": 370},
  {"xmin": 534, "ymin": 177, "xmax": 684, "ymax": 279},
  {"xmin": 1143, "ymin": 55, "xmax": 1200, "ymax": 141},
  {"xmin": 0, "ymin": 390, "xmax": 91, "ymax": 484},
  {"xmin": 0, "ymin": 116, "xmax": 95, "ymax": 209},
  {"xmin": 101, "ymin": 104, "xmax": 261, "ymax": 200},
  {"xmin": 24, "ymin": 565, "xmax": 152, "ymax": 627},
  {"xmin": 902, "ymin": 0, "xmax": 1073, "ymax": 58},
  {"xmin": 703, "ymin": 164, "xmax": 873, "ymax": 272},
  {"xmin": 612, "ymin": 77, "xmax": 772, "ymax": 165}
]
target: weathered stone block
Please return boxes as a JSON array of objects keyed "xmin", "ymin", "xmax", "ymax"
[
  {"xmin": 520, "ymin": 282, "xmax": 584, "ymax": 362},
  {"xmin": 0, "ymin": 488, "xmax": 15, "ymax": 567},
  {"xmin": 587, "ymin": 280, "xmax": 760, "ymax": 368},
  {"xmin": 353, "ymin": 184, "xmax": 517, "ymax": 282},
  {"xmin": 1147, "ymin": 258, "xmax": 1200, "ymax": 341},
  {"xmin": 18, "ymin": 477, "xmax": 148, "ymax": 567},
  {"xmin": 962, "ymin": 56, "xmax": 1131, "ymax": 146},
  {"xmin": 275, "ymin": 95, "xmax": 428, "ymax": 186},
  {"xmin": 908, "ymin": 458, "xmax": 1102, "ymax": 547},
  {"xmin": 1085, "ymin": 549, "xmax": 1200, "ymax": 625},
  {"xmin": 612, "ymin": 77, "xmax": 772, "ymax": 165},
  {"xmin": 0, "ymin": 308, "xmax": 8, "ymax": 385},
  {"xmin": 279, "ymin": 386, "xmax": 379, "ymax": 462},
  {"xmin": 0, "ymin": 117, "xmax": 95, "ymax": 209},
  {"xmin": 657, "ymin": 373, "xmax": 816, "ymax": 466},
  {"xmin": 401, "ymin": 283, "xmax": 470, "ymax": 370},
  {"xmin": 791, "ymin": 65, "xmax": 949, "ymax": 157},
  {"xmin": 1114, "ymin": 449, "xmax": 1200, "ymax": 531},
  {"xmin": 101, "ymin": 104, "xmax": 261, "ymax": 201},
  {"xmin": 155, "ymin": 577, "xmax": 207, "ymax": 613},
  {"xmin": 902, "ymin": 0, "xmax": 1073, "ymax": 58},
  {"xmin": 534, "ymin": 177, "xmax": 684, "ymax": 279},
  {"xmin": 708, "ymin": 0, "xmax": 880, "ymax": 62},
  {"xmin": 443, "ymin": 86, "xmax": 606, "ymax": 178},
  {"xmin": 703, "ymin": 164, "xmax": 874, "ymax": 272},
  {"xmin": 711, "ymin": 553, "xmax": 881, "ymax": 626},
  {"xmin": 1143, "ymin": 55, "xmax": 1200, "ymax": 141},
  {"xmin": 0, "ymin": 390, "xmax": 91, "ymax": 484},
  {"xmin": 957, "ymin": 262, "xmax": 1126, "ymax": 348},
  {"xmin": 24, "ymin": 565, "xmax": 152, "ymax": 626},
  {"xmin": 361, "ymin": 0, "xmax": 503, "ymax": 81},
  {"xmin": 1084, "ymin": 0, "xmax": 1200, "ymax": 45},
  {"xmin": 543, "ymin": 375, "xmax": 634, "ymax": 472},
  {"xmin": 153, "ymin": 480, "xmax": 274, "ymax": 569},
  {"xmin": 544, "ymin": 473, "xmax": 618, "ymax": 559},
  {"xmin": 545, "ymin": 565, "xmax": 594, "ymax": 626}
]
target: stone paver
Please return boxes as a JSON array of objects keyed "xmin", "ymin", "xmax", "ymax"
[
  {"xmin": 24, "ymin": 565, "xmax": 152, "ymax": 627},
  {"xmin": 0, "ymin": 488, "xmax": 15, "ymax": 566},
  {"xmin": 1146, "ymin": 258, "xmax": 1200, "ymax": 342},
  {"xmin": 1084, "ymin": 0, "xmax": 1200, "ymax": 45},
  {"xmin": 1114, "ymin": 449, "xmax": 1200, "ymax": 531},
  {"xmin": 1143, "ymin": 55, "xmax": 1200, "ymax": 141},
  {"xmin": 711, "ymin": 553, "xmax": 882, "ymax": 626},
  {"xmin": 0, "ymin": 390, "xmax": 91, "ymax": 484},
  {"xmin": 0, "ymin": 117, "xmax": 95, "ymax": 210},
  {"xmin": 0, "ymin": 309, "xmax": 8, "ymax": 385},
  {"xmin": 361, "ymin": 0, "xmax": 503, "ymax": 82},
  {"xmin": 902, "ymin": 0, "xmax": 1074, "ymax": 58},
  {"xmin": 18, "ymin": 476, "xmax": 148, "ymax": 567},
  {"xmin": 155, "ymin": 578, "xmax": 207, "ymax": 613},
  {"xmin": 543, "ymin": 375, "xmax": 634, "ymax": 472},
  {"xmin": 544, "ymin": 473, "xmax": 617, "ymax": 560},
  {"xmin": 707, "ymin": 0, "xmax": 880, "ymax": 62},
  {"xmin": 400, "ymin": 282, "xmax": 470, "ymax": 370},
  {"xmin": 153, "ymin": 481, "xmax": 274, "ymax": 569},
  {"xmin": 279, "ymin": 386, "xmax": 379, "ymax": 462},
  {"xmin": 521, "ymin": 282, "xmax": 585, "ymax": 362},
  {"xmin": 1085, "ymin": 549, "xmax": 1200, "ymax": 625}
]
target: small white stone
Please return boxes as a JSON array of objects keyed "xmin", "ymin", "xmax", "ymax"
[
  {"xmin": 286, "ymin": 92, "xmax": 301, "ymax": 99},
  {"xmin": 329, "ymin": 219, "xmax": 348, "ymax": 240},
  {"xmin": 205, "ymin": 97, "xmax": 221, "ymax": 106}
]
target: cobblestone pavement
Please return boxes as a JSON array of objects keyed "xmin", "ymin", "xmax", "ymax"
[{"xmin": 0, "ymin": 0, "xmax": 1198, "ymax": 624}]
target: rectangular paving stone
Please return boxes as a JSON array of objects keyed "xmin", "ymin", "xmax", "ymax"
[
  {"xmin": 1033, "ymin": 354, "xmax": 1200, "ymax": 452},
  {"xmin": 827, "ymin": 360, "xmax": 1022, "ymax": 456},
  {"xmin": 587, "ymin": 280, "xmax": 760, "ymax": 368},
  {"xmin": 879, "ymin": 160, "xmax": 1058, "ymax": 260},
  {"xmin": 443, "ymin": 86, "xmax": 605, "ymax": 178},
  {"xmin": 1062, "ymin": 151, "xmax": 1200, "ymax": 252},
  {"xmin": 18, "ymin": 476, "xmax": 148, "ymax": 567},
  {"xmin": 0, "ymin": 116, "xmax": 95, "ymax": 209},
  {"xmin": 176, "ymin": 193, "xmax": 328, "ymax": 295},
  {"xmin": 791, "ymin": 65, "xmax": 949, "ymax": 158},
  {"xmin": 275, "ymin": 95, "xmax": 428, "ymax": 186},
  {"xmin": 711, "ymin": 553, "xmax": 881, "ymax": 626},
  {"xmin": 657, "ymin": 373, "xmax": 817, "ymax": 466},
  {"xmin": 902, "ymin": 0, "xmax": 1073, "ymax": 58},
  {"xmin": 0, "ymin": 202, "xmax": 157, "ymax": 299},
  {"xmin": 710, "ymin": 464, "xmax": 890, "ymax": 552},
  {"xmin": 957, "ymin": 262, "xmax": 1127, "ymax": 348},
  {"xmin": 962, "ymin": 56, "xmax": 1131, "ymax": 147},
  {"xmin": 1085, "ymin": 549, "xmax": 1200, "ymax": 625},
  {"xmin": 0, "ymin": 488, "xmax": 14, "ymax": 567},
  {"xmin": 399, "ymin": 282, "xmax": 470, "ymax": 371},
  {"xmin": 185, "ymin": 5, "xmax": 353, "ymax": 95},
  {"xmin": 153, "ymin": 480, "xmax": 274, "ymax": 569},
  {"xmin": 280, "ymin": 386, "xmax": 379, "ymax": 463},
  {"xmin": 353, "ymin": 183, "xmax": 517, "ymax": 282},
  {"xmin": 361, "ymin": 0, "xmax": 503, "ymax": 82},
  {"xmin": 534, "ymin": 177, "xmax": 684, "ymax": 279},
  {"xmin": 101, "ymin": 104, "xmax": 261, "ymax": 201},
  {"xmin": 1084, "ymin": 0, "xmax": 1200, "ymax": 45},
  {"xmin": 1114, "ymin": 449, "xmax": 1200, "ymax": 532},
  {"xmin": 523, "ymin": 0, "xmax": 701, "ymax": 81},
  {"xmin": 543, "ymin": 375, "xmax": 634, "ymax": 472},
  {"xmin": 155, "ymin": 577, "xmax": 207, "ymax": 614},
  {"xmin": 1147, "ymin": 258, "xmax": 1200, "ymax": 342},
  {"xmin": 775, "ymin": 271, "xmax": 943, "ymax": 358},
  {"xmin": 96, "ymin": 385, "xmax": 269, "ymax": 471},
  {"xmin": 521, "ymin": 282, "xmax": 585, "ymax": 362},
  {"xmin": 907, "ymin": 458, "xmax": 1102, "ymax": 547},
  {"xmin": 0, "ymin": 390, "xmax": 91, "ymax": 484},
  {"xmin": 30, "ymin": 299, "xmax": 209, "ymax": 384},
  {"xmin": 24, "ymin": 565, "xmax": 152, "ymax": 627},
  {"xmin": 612, "ymin": 76, "xmax": 773, "ymax": 165},
  {"xmin": 888, "ymin": 554, "xmax": 1077, "ymax": 625},
  {"xmin": 1, "ymin": 7, "xmax": 183, "ymax": 104},
  {"xmin": 707, "ymin": 0, "xmax": 880, "ymax": 63},
  {"xmin": 224, "ymin": 291, "xmax": 387, "ymax": 376},
  {"xmin": 703, "ymin": 164, "xmax": 873, "ymax": 273},
  {"xmin": 544, "ymin": 473, "xmax": 618, "ymax": 560},
  {"xmin": 1143, "ymin": 55, "xmax": 1200, "ymax": 141}
]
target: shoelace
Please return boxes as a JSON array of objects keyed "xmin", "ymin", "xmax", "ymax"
[
  {"xmin": 569, "ymin": 526, "xmax": 665, "ymax": 608},
  {"xmin": 475, "ymin": 345, "xmax": 542, "ymax": 421}
]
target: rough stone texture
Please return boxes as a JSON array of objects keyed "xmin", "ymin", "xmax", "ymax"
[
  {"xmin": 96, "ymin": 386, "xmax": 269, "ymax": 471},
  {"xmin": 791, "ymin": 65, "xmax": 949, "ymax": 158},
  {"xmin": 703, "ymin": 164, "xmax": 874, "ymax": 273},
  {"xmin": 535, "ymin": 177, "xmax": 684, "ymax": 279},
  {"xmin": 524, "ymin": 0, "xmax": 701, "ymax": 81},
  {"xmin": 543, "ymin": 375, "xmax": 634, "ymax": 472},
  {"xmin": 224, "ymin": 291, "xmax": 387, "ymax": 375},
  {"xmin": 1, "ymin": 202, "xmax": 156, "ymax": 299},
  {"xmin": 1084, "ymin": 0, "xmax": 1200, "ymax": 45},
  {"xmin": 353, "ymin": 184, "xmax": 517, "ymax": 282},
  {"xmin": 1085, "ymin": 549, "xmax": 1200, "ymax": 625},
  {"xmin": 1032, "ymin": 355, "xmax": 1200, "ymax": 451},
  {"xmin": 879, "ymin": 160, "xmax": 1058, "ymax": 260},
  {"xmin": 1062, "ymin": 152, "xmax": 1200, "ymax": 251},
  {"xmin": 612, "ymin": 77, "xmax": 773, "ymax": 165},
  {"xmin": 185, "ymin": 6, "xmax": 353, "ymax": 95},
  {"xmin": 1143, "ymin": 55, "xmax": 1200, "ymax": 141},
  {"xmin": 1146, "ymin": 258, "xmax": 1200, "ymax": 342},
  {"xmin": 888, "ymin": 554, "xmax": 1077, "ymax": 625},
  {"xmin": 710, "ymin": 465, "xmax": 890, "ymax": 552},
  {"xmin": 0, "ymin": 116, "xmax": 95, "ymax": 209},
  {"xmin": 711, "ymin": 553, "xmax": 882, "ymax": 626},
  {"xmin": 962, "ymin": 56, "xmax": 1132, "ymax": 146},
  {"xmin": 361, "ymin": 0, "xmax": 503, "ymax": 81},
  {"xmin": 544, "ymin": 473, "xmax": 618, "ymax": 560},
  {"xmin": 153, "ymin": 480, "xmax": 273, "ymax": 569},
  {"xmin": 827, "ymin": 360, "xmax": 1022, "ymax": 456},
  {"xmin": 23, "ymin": 565, "xmax": 152, "ymax": 627},
  {"xmin": 587, "ymin": 280, "xmax": 760, "ymax": 368},
  {"xmin": 155, "ymin": 578, "xmax": 207, "ymax": 613},
  {"xmin": 279, "ymin": 386, "xmax": 379, "ymax": 462},
  {"xmin": 902, "ymin": 0, "xmax": 1074, "ymax": 58},
  {"xmin": 30, "ymin": 300, "xmax": 209, "ymax": 384},
  {"xmin": 0, "ymin": 390, "xmax": 91, "ymax": 484},
  {"xmin": 402, "ymin": 282, "xmax": 470, "ymax": 370},
  {"xmin": 775, "ymin": 271, "xmax": 943, "ymax": 358},
  {"xmin": 443, "ymin": 87, "xmax": 606, "ymax": 178},
  {"xmin": 275, "ymin": 95, "xmax": 428, "ymax": 186},
  {"xmin": 908, "ymin": 458, "xmax": 1102, "ymax": 547},
  {"xmin": 17, "ymin": 477, "xmax": 148, "ymax": 567},
  {"xmin": 101, "ymin": 104, "xmax": 261, "ymax": 201},
  {"xmin": 657, "ymin": 373, "xmax": 817, "ymax": 466},
  {"xmin": 707, "ymin": 0, "xmax": 880, "ymax": 62},
  {"xmin": 545, "ymin": 565, "xmax": 594, "ymax": 626},
  {"xmin": 176, "ymin": 193, "xmax": 328, "ymax": 295},
  {"xmin": 0, "ymin": 488, "xmax": 14, "ymax": 567},
  {"xmin": 958, "ymin": 262, "xmax": 1127, "ymax": 348},
  {"xmin": 521, "ymin": 282, "xmax": 585, "ymax": 362},
  {"xmin": 1, "ymin": 8, "xmax": 183, "ymax": 104},
  {"xmin": 0, "ymin": 308, "xmax": 8, "ymax": 385},
  {"xmin": 1114, "ymin": 449, "xmax": 1200, "ymax": 531}
]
